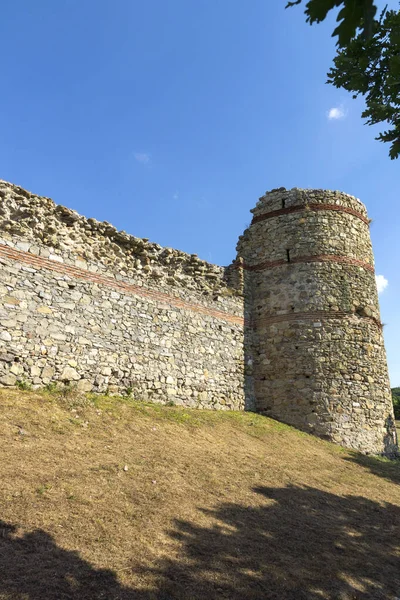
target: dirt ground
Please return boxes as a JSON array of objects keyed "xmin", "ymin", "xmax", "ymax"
[{"xmin": 0, "ymin": 388, "xmax": 399, "ymax": 600}]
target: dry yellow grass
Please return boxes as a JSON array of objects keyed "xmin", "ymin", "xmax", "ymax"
[{"xmin": 0, "ymin": 388, "xmax": 399, "ymax": 599}]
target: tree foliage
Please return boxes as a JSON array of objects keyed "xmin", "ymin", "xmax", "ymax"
[
  {"xmin": 287, "ymin": 1, "xmax": 400, "ymax": 159},
  {"xmin": 286, "ymin": 0, "xmax": 377, "ymax": 47},
  {"xmin": 328, "ymin": 8, "xmax": 400, "ymax": 159}
]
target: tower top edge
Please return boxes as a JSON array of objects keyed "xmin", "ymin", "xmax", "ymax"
[{"xmin": 251, "ymin": 187, "xmax": 368, "ymax": 218}]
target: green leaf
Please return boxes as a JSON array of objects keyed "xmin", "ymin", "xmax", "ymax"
[
  {"xmin": 327, "ymin": 8, "xmax": 400, "ymax": 158},
  {"xmin": 286, "ymin": 0, "xmax": 378, "ymax": 46}
]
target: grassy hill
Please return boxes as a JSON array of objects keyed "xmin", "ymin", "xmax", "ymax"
[{"xmin": 0, "ymin": 388, "xmax": 400, "ymax": 600}]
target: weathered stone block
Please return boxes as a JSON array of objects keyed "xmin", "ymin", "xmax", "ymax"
[
  {"xmin": 0, "ymin": 374, "xmax": 16, "ymax": 386},
  {"xmin": 60, "ymin": 367, "xmax": 80, "ymax": 381}
]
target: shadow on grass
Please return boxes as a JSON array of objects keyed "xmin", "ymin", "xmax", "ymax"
[
  {"xmin": 344, "ymin": 452, "xmax": 400, "ymax": 485},
  {"xmin": 0, "ymin": 521, "xmax": 145, "ymax": 600},
  {"xmin": 1, "ymin": 485, "xmax": 400, "ymax": 599},
  {"xmin": 147, "ymin": 485, "xmax": 400, "ymax": 600}
]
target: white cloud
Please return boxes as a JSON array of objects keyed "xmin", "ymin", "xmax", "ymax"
[
  {"xmin": 134, "ymin": 152, "xmax": 150, "ymax": 165},
  {"xmin": 327, "ymin": 106, "xmax": 346, "ymax": 120},
  {"xmin": 376, "ymin": 274, "xmax": 388, "ymax": 294}
]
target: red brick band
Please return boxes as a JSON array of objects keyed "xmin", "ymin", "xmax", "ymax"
[
  {"xmin": 251, "ymin": 203, "xmax": 370, "ymax": 225},
  {"xmin": 240, "ymin": 254, "xmax": 375, "ymax": 273},
  {"xmin": 256, "ymin": 310, "xmax": 382, "ymax": 330},
  {"xmin": 0, "ymin": 244, "xmax": 245, "ymax": 327}
]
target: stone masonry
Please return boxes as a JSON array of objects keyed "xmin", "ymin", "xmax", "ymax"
[
  {"xmin": 0, "ymin": 180, "xmax": 251, "ymax": 412},
  {"xmin": 0, "ymin": 180, "xmax": 397, "ymax": 455},
  {"xmin": 237, "ymin": 187, "xmax": 397, "ymax": 455}
]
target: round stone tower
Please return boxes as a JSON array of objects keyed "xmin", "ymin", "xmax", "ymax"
[{"xmin": 237, "ymin": 188, "xmax": 397, "ymax": 455}]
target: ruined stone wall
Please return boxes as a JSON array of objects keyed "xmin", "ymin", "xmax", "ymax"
[
  {"xmin": 0, "ymin": 180, "xmax": 396, "ymax": 455},
  {"xmin": 0, "ymin": 181, "xmax": 252, "ymax": 410},
  {"xmin": 237, "ymin": 188, "xmax": 397, "ymax": 455}
]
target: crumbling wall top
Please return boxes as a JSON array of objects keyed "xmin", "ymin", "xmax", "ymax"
[{"xmin": 0, "ymin": 180, "xmax": 239, "ymax": 298}]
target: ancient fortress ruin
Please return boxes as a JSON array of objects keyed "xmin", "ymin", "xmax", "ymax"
[{"xmin": 0, "ymin": 180, "xmax": 397, "ymax": 455}]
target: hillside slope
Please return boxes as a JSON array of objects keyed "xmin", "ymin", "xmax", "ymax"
[{"xmin": 0, "ymin": 389, "xmax": 399, "ymax": 600}]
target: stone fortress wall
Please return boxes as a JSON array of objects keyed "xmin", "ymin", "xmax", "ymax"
[
  {"xmin": 237, "ymin": 188, "xmax": 397, "ymax": 455},
  {"xmin": 0, "ymin": 180, "xmax": 252, "ymax": 411},
  {"xmin": 0, "ymin": 179, "xmax": 397, "ymax": 454}
]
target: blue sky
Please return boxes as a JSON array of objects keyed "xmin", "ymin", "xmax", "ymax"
[{"xmin": 1, "ymin": 1, "xmax": 399, "ymax": 385}]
